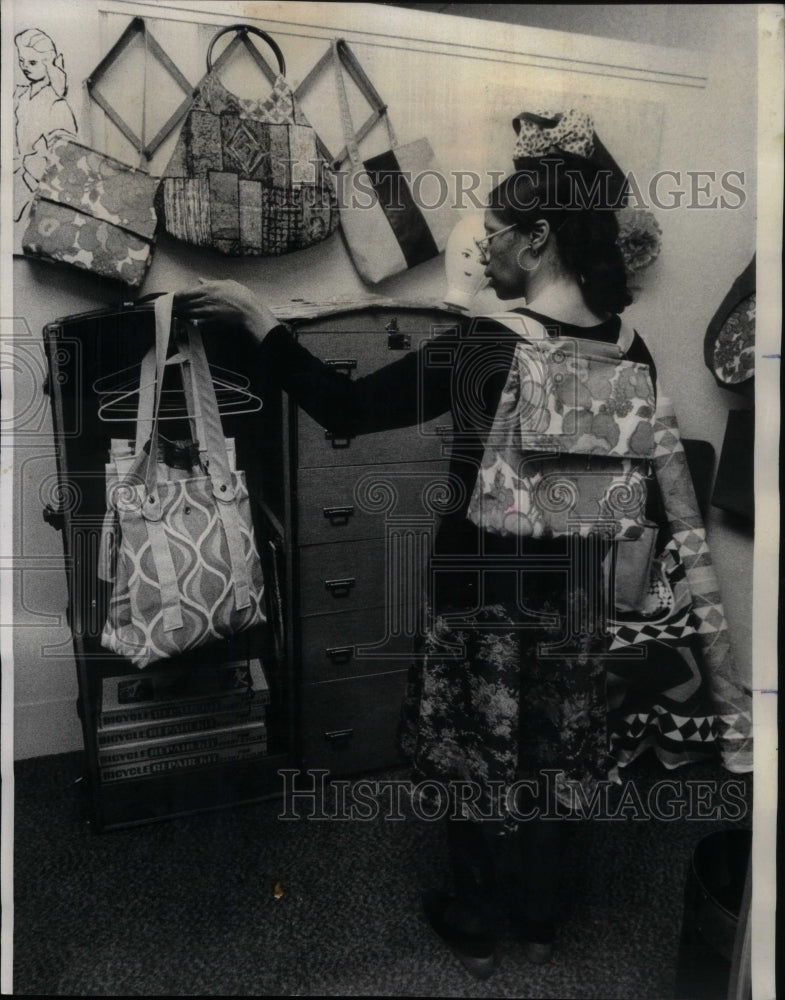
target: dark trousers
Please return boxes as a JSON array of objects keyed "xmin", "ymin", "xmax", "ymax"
[{"xmin": 445, "ymin": 815, "xmax": 567, "ymax": 941}]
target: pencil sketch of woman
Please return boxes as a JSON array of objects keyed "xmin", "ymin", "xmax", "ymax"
[{"xmin": 13, "ymin": 27, "xmax": 78, "ymax": 232}]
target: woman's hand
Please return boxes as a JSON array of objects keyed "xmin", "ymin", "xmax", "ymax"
[{"xmin": 173, "ymin": 279, "xmax": 280, "ymax": 348}]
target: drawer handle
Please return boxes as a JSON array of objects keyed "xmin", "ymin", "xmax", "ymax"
[
  {"xmin": 324, "ymin": 430, "xmax": 352, "ymax": 449},
  {"xmin": 325, "ymin": 359, "xmax": 357, "ymax": 374},
  {"xmin": 324, "ymin": 728, "xmax": 354, "ymax": 746},
  {"xmin": 325, "ymin": 577, "xmax": 355, "ymax": 598},
  {"xmin": 42, "ymin": 504, "xmax": 65, "ymax": 531},
  {"xmin": 326, "ymin": 645, "xmax": 353, "ymax": 664},
  {"xmin": 435, "ymin": 424, "xmax": 452, "ymax": 436},
  {"xmin": 323, "ymin": 505, "xmax": 355, "ymax": 525},
  {"xmin": 388, "ymin": 332, "xmax": 411, "ymax": 351}
]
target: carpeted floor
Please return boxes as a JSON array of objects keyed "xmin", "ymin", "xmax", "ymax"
[{"xmin": 13, "ymin": 751, "xmax": 750, "ymax": 997}]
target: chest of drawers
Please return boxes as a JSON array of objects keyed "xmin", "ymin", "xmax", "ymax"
[{"xmin": 265, "ymin": 305, "xmax": 462, "ymax": 777}]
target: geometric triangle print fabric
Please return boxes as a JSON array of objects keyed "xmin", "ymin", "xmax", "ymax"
[{"xmin": 611, "ymin": 396, "xmax": 753, "ymax": 772}]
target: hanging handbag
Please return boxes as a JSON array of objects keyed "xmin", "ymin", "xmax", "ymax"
[
  {"xmin": 157, "ymin": 25, "xmax": 338, "ymax": 256},
  {"xmin": 97, "ymin": 347, "xmax": 241, "ymax": 588},
  {"xmin": 467, "ymin": 314, "xmax": 657, "ymax": 540},
  {"xmin": 703, "ymin": 256, "xmax": 755, "ymax": 396},
  {"xmin": 21, "ymin": 138, "xmax": 159, "ymax": 287},
  {"xmin": 100, "ymin": 293, "xmax": 265, "ymax": 668},
  {"xmin": 328, "ymin": 38, "xmax": 455, "ymax": 284}
]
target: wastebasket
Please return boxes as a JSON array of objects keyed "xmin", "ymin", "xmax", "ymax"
[{"xmin": 673, "ymin": 828, "xmax": 752, "ymax": 1000}]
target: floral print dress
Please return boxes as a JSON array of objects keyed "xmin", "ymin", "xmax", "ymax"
[{"xmin": 398, "ymin": 563, "xmax": 615, "ymax": 822}]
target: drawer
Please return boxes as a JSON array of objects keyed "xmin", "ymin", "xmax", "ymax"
[
  {"xmin": 301, "ymin": 670, "xmax": 409, "ymax": 775},
  {"xmin": 298, "ymin": 538, "xmax": 426, "ymax": 618},
  {"xmin": 299, "ymin": 609, "xmax": 420, "ymax": 683},
  {"xmin": 296, "ymin": 461, "xmax": 451, "ymax": 545},
  {"xmin": 294, "ymin": 325, "xmax": 454, "ymax": 469},
  {"xmin": 297, "ymin": 410, "xmax": 452, "ymax": 469}
]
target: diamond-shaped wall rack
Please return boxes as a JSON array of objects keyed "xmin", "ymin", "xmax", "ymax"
[{"xmin": 86, "ymin": 16, "xmax": 194, "ymax": 160}]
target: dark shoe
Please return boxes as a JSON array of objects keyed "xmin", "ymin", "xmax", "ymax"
[
  {"xmin": 515, "ymin": 917, "xmax": 555, "ymax": 965},
  {"xmin": 422, "ymin": 890, "xmax": 498, "ymax": 980},
  {"xmin": 521, "ymin": 940, "xmax": 553, "ymax": 965}
]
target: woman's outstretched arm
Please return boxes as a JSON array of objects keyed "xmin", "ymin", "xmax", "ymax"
[{"xmin": 174, "ymin": 279, "xmax": 456, "ymax": 437}]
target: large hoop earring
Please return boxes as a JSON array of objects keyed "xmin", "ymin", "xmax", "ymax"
[{"xmin": 517, "ymin": 245, "xmax": 541, "ymax": 273}]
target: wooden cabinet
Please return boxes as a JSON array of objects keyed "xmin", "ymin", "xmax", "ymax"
[{"xmin": 270, "ymin": 305, "xmax": 459, "ymax": 778}]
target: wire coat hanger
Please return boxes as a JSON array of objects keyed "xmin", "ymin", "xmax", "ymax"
[{"xmin": 95, "ymin": 349, "xmax": 263, "ymax": 424}]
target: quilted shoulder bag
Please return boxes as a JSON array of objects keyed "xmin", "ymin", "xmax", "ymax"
[
  {"xmin": 467, "ymin": 313, "xmax": 657, "ymax": 540},
  {"xmin": 157, "ymin": 25, "xmax": 338, "ymax": 256},
  {"xmin": 101, "ymin": 293, "xmax": 265, "ymax": 668}
]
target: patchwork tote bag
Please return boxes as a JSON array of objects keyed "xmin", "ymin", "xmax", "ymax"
[
  {"xmin": 157, "ymin": 25, "xmax": 339, "ymax": 256},
  {"xmin": 100, "ymin": 293, "xmax": 265, "ymax": 668},
  {"xmin": 329, "ymin": 38, "xmax": 455, "ymax": 284}
]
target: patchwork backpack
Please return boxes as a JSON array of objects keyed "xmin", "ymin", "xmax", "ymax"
[{"xmin": 466, "ymin": 313, "xmax": 657, "ymax": 542}]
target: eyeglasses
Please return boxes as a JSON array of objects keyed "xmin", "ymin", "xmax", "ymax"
[{"xmin": 474, "ymin": 223, "xmax": 519, "ymax": 258}]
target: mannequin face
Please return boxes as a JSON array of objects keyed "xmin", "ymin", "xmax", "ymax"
[
  {"xmin": 480, "ymin": 210, "xmax": 529, "ymax": 301},
  {"xmin": 17, "ymin": 46, "xmax": 48, "ymax": 84},
  {"xmin": 457, "ymin": 242, "xmax": 484, "ymax": 283},
  {"xmin": 443, "ymin": 213, "xmax": 489, "ymax": 310}
]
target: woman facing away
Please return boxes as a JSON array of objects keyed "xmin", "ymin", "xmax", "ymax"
[{"xmin": 175, "ymin": 152, "xmax": 658, "ymax": 979}]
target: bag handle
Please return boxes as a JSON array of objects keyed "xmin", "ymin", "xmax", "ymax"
[
  {"xmin": 132, "ymin": 294, "xmax": 210, "ymax": 452},
  {"xmin": 143, "ymin": 296, "xmax": 235, "ymax": 504},
  {"xmin": 133, "ymin": 341, "xmax": 204, "ymax": 453},
  {"xmin": 207, "ymin": 24, "xmax": 286, "ymax": 80},
  {"xmin": 134, "ymin": 346, "xmax": 158, "ymax": 452},
  {"xmin": 140, "ymin": 294, "xmax": 184, "ymax": 500},
  {"xmin": 331, "ymin": 38, "xmax": 397, "ymax": 169},
  {"xmin": 178, "ymin": 323, "xmax": 254, "ymax": 611}
]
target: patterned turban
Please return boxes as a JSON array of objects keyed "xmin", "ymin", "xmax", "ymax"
[{"xmin": 512, "ymin": 109, "xmax": 595, "ymax": 159}]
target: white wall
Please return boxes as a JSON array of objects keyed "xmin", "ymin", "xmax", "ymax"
[
  {"xmin": 390, "ymin": 3, "xmax": 731, "ymax": 51},
  {"xmin": 8, "ymin": 1, "xmax": 758, "ymax": 757}
]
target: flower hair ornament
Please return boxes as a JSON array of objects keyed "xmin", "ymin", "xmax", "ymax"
[
  {"xmin": 615, "ymin": 206, "xmax": 662, "ymax": 287},
  {"xmin": 511, "ymin": 109, "xmax": 662, "ymax": 291}
]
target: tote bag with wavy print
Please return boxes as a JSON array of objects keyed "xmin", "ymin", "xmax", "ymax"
[{"xmin": 101, "ymin": 294, "xmax": 265, "ymax": 668}]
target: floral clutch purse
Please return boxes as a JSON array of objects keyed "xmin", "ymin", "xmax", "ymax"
[{"xmin": 22, "ymin": 139, "xmax": 159, "ymax": 287}]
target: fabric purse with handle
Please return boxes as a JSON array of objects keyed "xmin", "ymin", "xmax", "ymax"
[
  {"xmin": 101, "ymin": 293, "xmax": 265, "ymax": 668},
  {"xmin": 22, "ymin": 138, "xmax": 159, "ymax": 287},
  {"xmin": 97, "ymin": 346, "xmax": 241, "ymax": 589},
  {"xmin": 328, "ymin": 38, "xmax": 455, "ymax": 284},
  {"xmin": 467, "ymin": 313, "xmax": 657, "ymax": 541},
  {"xmin": 157, "ymin": 25, "xmax": 338, "ymax": 256}
]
